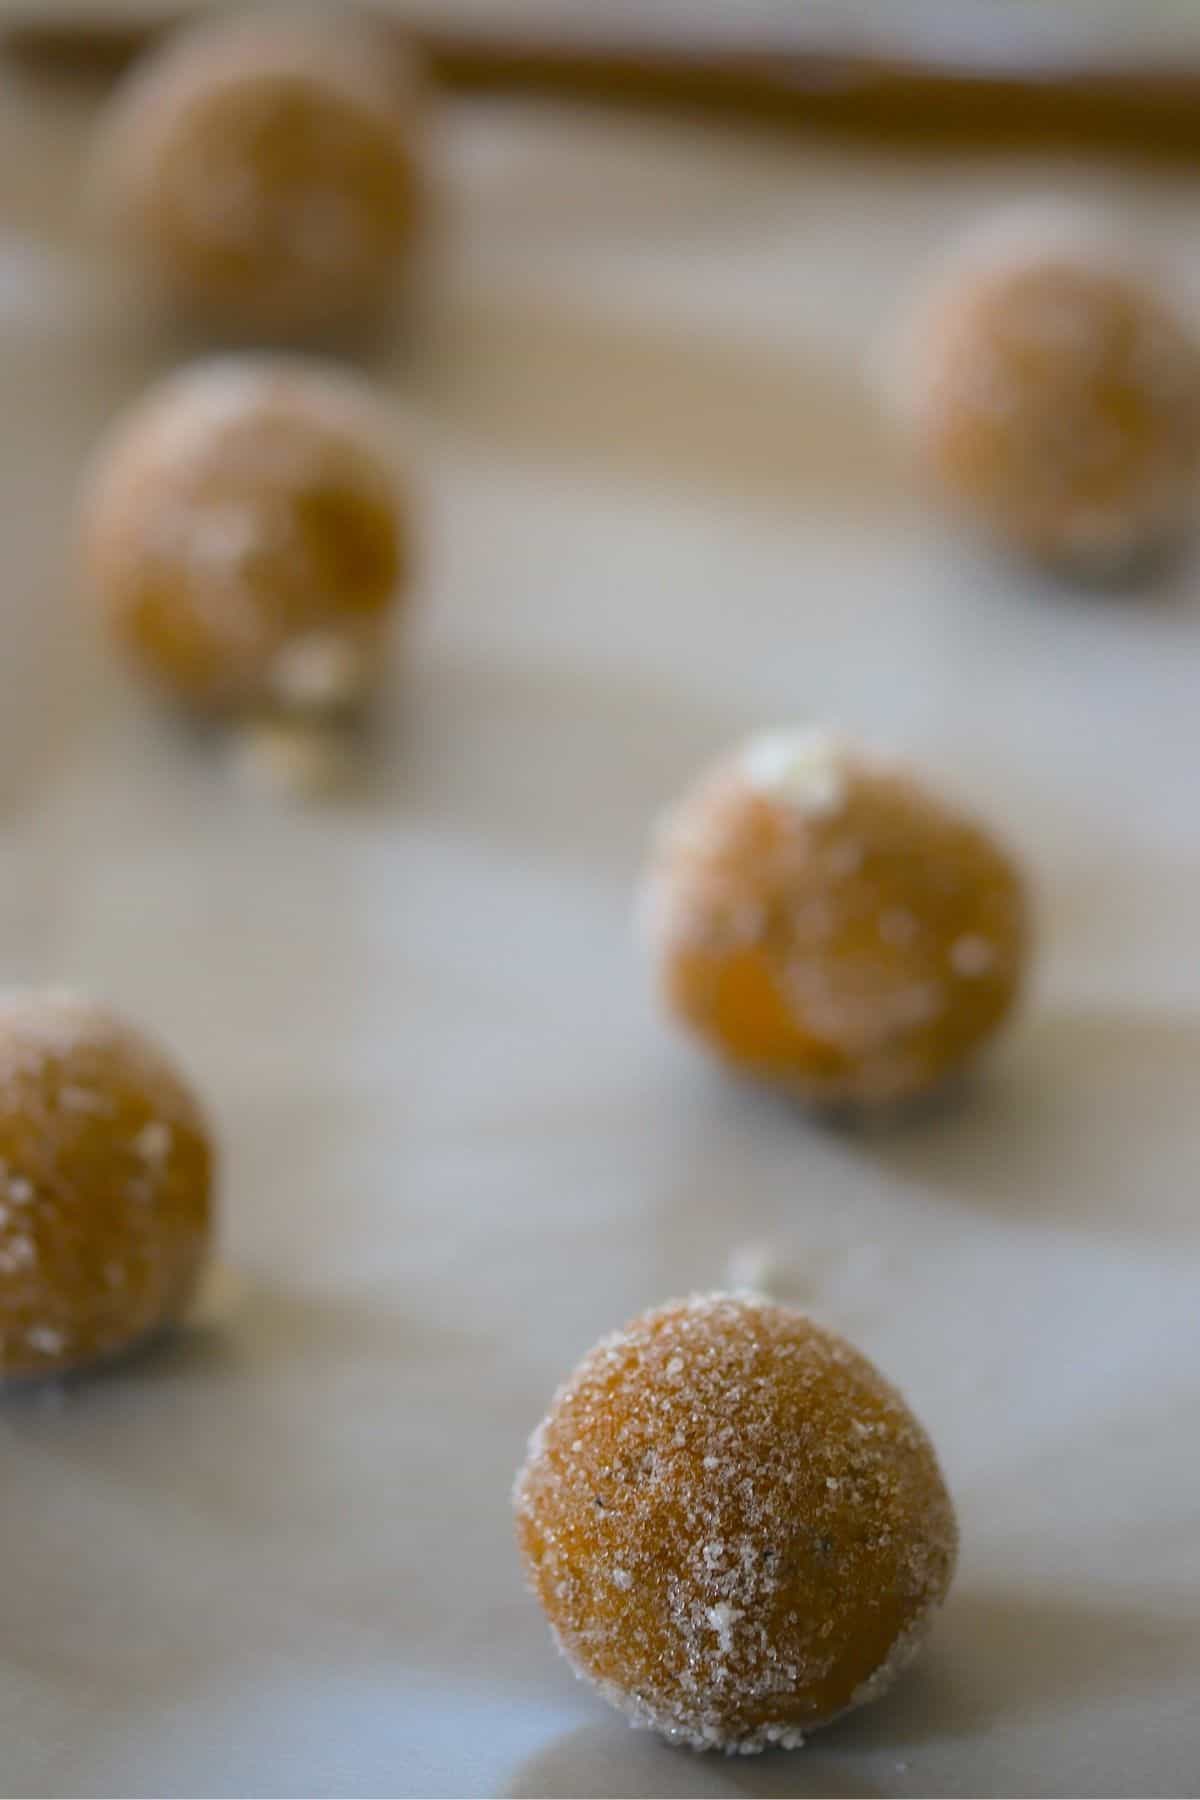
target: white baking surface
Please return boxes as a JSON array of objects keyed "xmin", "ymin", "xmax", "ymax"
[{"xmin": 0, "ymin": 49, "xmax": 1197, "ymax": 1800}]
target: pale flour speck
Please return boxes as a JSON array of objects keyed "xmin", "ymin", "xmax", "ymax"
[
  {"xmin": 133, "ymin": 1119, "xmax": 173, "ymax": 1162},
  {"xmin": 950, "ymin": 933, "xmax": 997, "ymax": 977},
  {"xmin": 25, "ymin": 1325, "xmax": 66, "ymax": 1356}
]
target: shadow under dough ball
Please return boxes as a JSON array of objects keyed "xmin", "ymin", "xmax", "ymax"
[
  {"xmin": 641, "ymin": 728, "xmax": 1030, "ymax": 1108},
  {"xmin": 90, "ymin": 7, "xmax": 426, "ymax": 334},
  {"xmin": 892, "ymin": 207, "xmax": 1200, "ymax": 575},
  {"xmin": 0, "ymin": 991, "xmax": 214, "ymax": 1380},
  {"xmin": 515, "ymin": 1292, "xmax": 958, "ymax": 1753},
  {"xmin": 79, "ymin": 356, "xmax": 413, "ymax": 717}
]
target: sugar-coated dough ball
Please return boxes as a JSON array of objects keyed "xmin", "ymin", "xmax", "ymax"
[
  {"xmin": 0, "ymin": 992, "xmax": 214, "ymax": 1379},
  {"xmin": 80, "ymin": 357, "xmax": 410, "ymax": 714},
  {"xmin": 515, "ymin": 1293, "xmax": 957, "ymax": 1753},
  {"xmin": 91, "ymin": 8, "xmax": 425, "ymax": 333},
  {"xmin": 893, "ymin": 208, "xmax": 1200, "ymax": 571},
  {"xmin": 642, "ymin": 729, "xmax": 1029, "ymax": 1107}
]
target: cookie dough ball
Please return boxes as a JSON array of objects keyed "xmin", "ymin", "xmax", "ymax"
[
  {"xmin": 91, "ymin": 8, "xmax": 425, "ymax": 334},
  {"xmin": 0, "ymin": 991, "xmax": 214, "ymax": 1380},
  {"xmin": 80, "ymin": 357, "xmax": 411, "ymax": 715},
  {"xmin": 515, "ymin": 1292, "xmax": 957, "ymax": 1753},
  {"xmin": 641, "ymin": 729, "xmax": 1029, "ymax": 1107},
  {"xmin": 893, "ymin": 209, "xmax": 1200, "ymax": 572}
]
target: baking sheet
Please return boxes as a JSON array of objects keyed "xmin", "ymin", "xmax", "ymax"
[{"xmin": 0, "ymin": 49, "xmax": 1197, "ymax": 1800}]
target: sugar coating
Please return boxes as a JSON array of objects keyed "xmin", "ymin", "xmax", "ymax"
[
  {"xmin": 79, "ymin": 355, "xmax": 409, "ymax": 716},
  {"xmin": 515, "ymin": 1293, "xmax": 957, "ymax": 1754},
  {"xmin": 0, "ymin": 991, "xmax": 214, "ymax": 1379},
  {"xmin": 642, "ymin": 731, "xmax": 1029, "ymax": 1107},
  {"xmin": 740, "ymin": 728, "xmax": 850, "ymax": 818},
  {"xmin": 133, "ymin": 1119, "xmax": 173, "ymax": 1161},
  {"xmin": 949, "ymin": 932, "xmax": 997, "ymax": 978},
  {"xmin": 267, "ymin": 631, "xmax": 370, "ymax": 713}
]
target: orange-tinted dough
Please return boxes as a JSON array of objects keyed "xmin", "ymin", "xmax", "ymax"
[
  {"xmin": 80, "ymin": 356, "xmax": 410, "ymax": 715},
  {"xmin": 0, "ymin": 991, "xmax": 214, "ymax": 1379},
  {"xmin": 92, "ymin": 9, "xmax": 425, "ymax": 334},
  {"xmin": 642, "ymin": 729, "xmax": 1029, "ymax": 1106},
  {"xmin": 515, "ymin": 1293, "xmax": 957, "ymax": 1753},
  {"xmin": 896, "ymin": 210, "xmax": 1200, "ymax": 569}
]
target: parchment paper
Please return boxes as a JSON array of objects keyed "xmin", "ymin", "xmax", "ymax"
[{"xmin": 0, "ymin": 41, "xmax": 1196, "ymax": 1800}]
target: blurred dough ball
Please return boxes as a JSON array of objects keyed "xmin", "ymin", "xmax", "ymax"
[
  {"xmin": 642, "ymin": 729, "xmax": 1029, "ymax": 1108},
  {"xmin": 0, "ymin": 991, "xmax": 214, "ymax": 1380},
  {"xmin": 91, "ymin": 7, "xmax": 426, "ymax": 334},
  {"xmin": 892, "ymin": 207, "xmax": 1200, "ymax": 572},
  {"xmin": 80, "ymin": 356, "xmax": 412, "ymax": 715}
]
